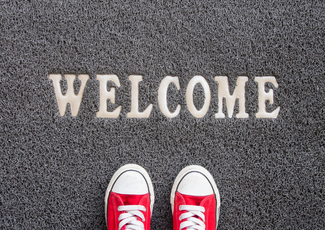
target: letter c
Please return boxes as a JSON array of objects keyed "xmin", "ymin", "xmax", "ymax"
[{"xmin": 158, "ymin": 76, "xmax": 181, "ymax": 118}]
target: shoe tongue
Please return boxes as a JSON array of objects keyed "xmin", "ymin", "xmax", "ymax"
[
  {"xmin": 178, "ymin": 192, "xmax": 211, "ymax": 224},
  {"xmin": 117, "ymin": 193, "xmax": 146, "ymax": 205},
  {"xmin": 179, "ymin": 192, "xmax": 210, "ymax": 206},
  {"xmin": 117, "ymin": 193, "xmax": 149, "ymax": 229}
]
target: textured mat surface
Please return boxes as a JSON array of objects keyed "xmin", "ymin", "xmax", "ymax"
[{"xmin": 1, "ymin": 0, "xmax": 324, "ymax": 229}]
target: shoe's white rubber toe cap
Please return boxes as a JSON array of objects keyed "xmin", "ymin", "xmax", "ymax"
[
  {"xmin": 112, "ymin": 170, "xmax": 148, "ymax": 195},
  {"xmin": 177, "ymin": 172, "xmax": 214, "ymax": 196}
]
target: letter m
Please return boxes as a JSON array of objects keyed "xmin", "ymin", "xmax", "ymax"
[
  {"xmin": 215, "ymin": 76, "xmax": 248, "ymax": 118},
  {"xmin": 49, "ymin": 74, "xmax": 89, "ymax": 116}
]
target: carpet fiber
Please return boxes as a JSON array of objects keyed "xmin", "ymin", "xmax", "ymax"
[{"xmin": 1, "ymin": 0, "xmax": 324, "ymax": 229}]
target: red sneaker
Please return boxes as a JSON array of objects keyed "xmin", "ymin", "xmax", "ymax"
[
  {"xmin": 171, "ymin": 165, "xmax": 221, "ymax": 230},
  {"xmin": 105, "ymin": 164, "xmax": 154, "ymax": 230}
]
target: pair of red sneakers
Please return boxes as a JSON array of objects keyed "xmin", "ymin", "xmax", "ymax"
[{"xmin": 105, "ymin": 164, "xmax": 220, "ymax": 230}]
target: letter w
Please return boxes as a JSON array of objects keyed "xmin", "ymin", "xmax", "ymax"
[{"xmin": 49, "ymin": 74, "xmax": 89, "ymax": 116}]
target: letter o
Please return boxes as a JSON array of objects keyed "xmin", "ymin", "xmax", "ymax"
[{"xmin": 186, "ymin": 76, "xmax": 211, "ymax": 118}]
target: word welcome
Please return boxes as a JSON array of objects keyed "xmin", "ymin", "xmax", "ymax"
[{"xmin": 49, "ymin": 74, "xmax": 280, "ymax": 118}]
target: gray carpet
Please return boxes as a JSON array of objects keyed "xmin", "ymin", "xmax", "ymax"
[{"xmin": 1, "ymin": 0, "xmax": 324, "ymax": 229}]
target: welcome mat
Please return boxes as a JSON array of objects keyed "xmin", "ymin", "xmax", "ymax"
[{"xmin": 1, "ymin": 1, "xmax": 324, "ymax": 229}]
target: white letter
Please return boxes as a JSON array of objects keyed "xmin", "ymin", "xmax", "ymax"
[
  {"xmin": 49, "ymin": 74, "xmax": 89, "ymax": 116},
  {"xmin": 255, "ymin": 76, "xmax": 280, "ymax": 118},
  {"xmin": 186, "ymin": 76, "xmax": 211, "ymax": 118},
  {"xmin": 127, "ymin": 75, "xmax": 153, "ymax": 118},
  {"xmin": 158, "ymin": 76, "xmax": 181, "ymax": 118},
  {"xmin": 96, "ymin": 74, "xmax": 122, "ymax": 118},
  {"xmin": 214, "ymin": 76, "xmax": 248, "ymax": 118}
]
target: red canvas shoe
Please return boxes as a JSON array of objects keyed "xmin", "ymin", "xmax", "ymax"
[
  {"xmin": 171, "ymin": 165, "xmax": 221, "ymax": 230},
  {"xmin": 105, "ymin": 164, "xmax": 154, "ymax": 230}
]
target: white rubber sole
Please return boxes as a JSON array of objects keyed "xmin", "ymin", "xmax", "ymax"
[
  {"xmin": 104, "ymin": 164, "xmax": 155, "ymax": 224},
  {"xmin": 170, "ymin": 165, "xmax": 221, "ymax": 226}
]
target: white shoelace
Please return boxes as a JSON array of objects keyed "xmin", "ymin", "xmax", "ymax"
[
  {"xmin": 179, "ymin": 205, "xmax": 206, "ymax": 230},
  {"xmin": 118, "ymin": 205, "xmax": 146, "ymax": 230}
]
